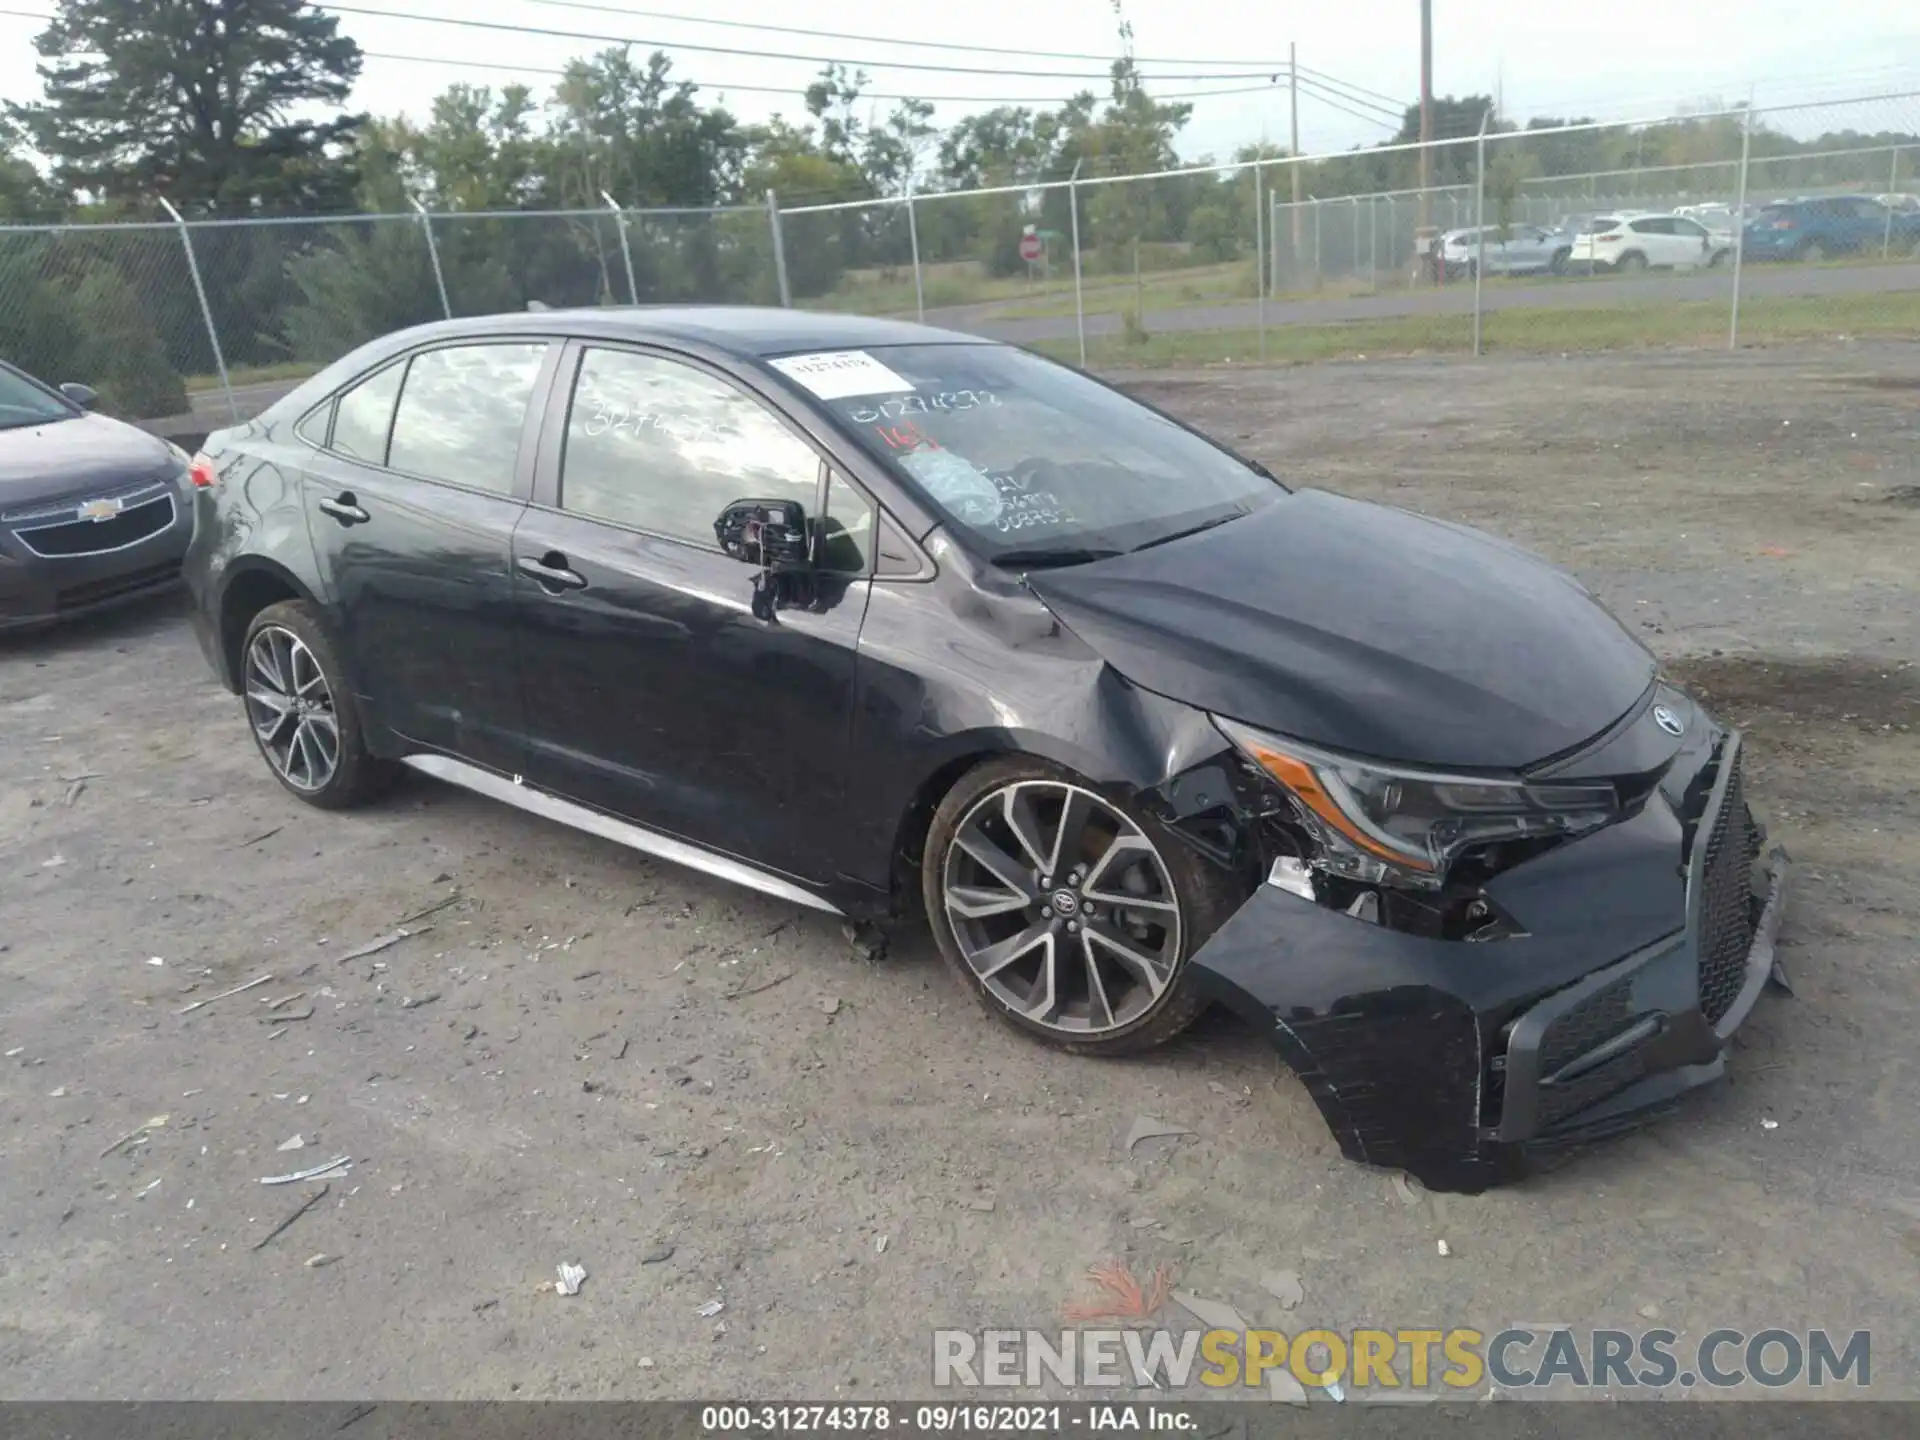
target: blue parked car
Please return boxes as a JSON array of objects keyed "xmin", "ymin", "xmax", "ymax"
[{"xmin": 1740, "ymin": 195, "xmax": 1920, "ymax": 262}]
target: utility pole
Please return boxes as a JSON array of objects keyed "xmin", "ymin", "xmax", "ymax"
[
  {"xmin": 1417, "ymin": 0, "xmax": 1434, "ymax": 233},
  {"xmin": 1290, "ymin": 42, "xmax": 1302, "ymax": 255}
]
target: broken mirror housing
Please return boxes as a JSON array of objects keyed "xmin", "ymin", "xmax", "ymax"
[{"xmin": 1214, "ymin": 716, "xmax": 1619, "ymax": 886}]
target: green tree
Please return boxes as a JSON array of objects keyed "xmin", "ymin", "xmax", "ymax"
[{"xmin": 11, "ymin": 0, "xmax": 363, "ymax": 215}]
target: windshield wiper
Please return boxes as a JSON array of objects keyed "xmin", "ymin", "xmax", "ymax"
[
  {"xmin": 1128, "ymin": 510, "xmax": 1247, "ymax": 554},
  {"xmin": 990, "ymin": 545, "xmax": 1124, "ymax": 570}
]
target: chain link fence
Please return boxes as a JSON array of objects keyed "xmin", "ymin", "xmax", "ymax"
[{"xmin": 1, "ymin": 87, "xmax": 1915, "ymax": 428}]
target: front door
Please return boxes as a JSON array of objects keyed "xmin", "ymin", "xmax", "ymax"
[
  {"xmin": 512, "ymin": 342, "xmax": 875, "ymax": 883},
  {"xmin": 301, "ymin": 339, "xmax": 555, "ymax": 773}
]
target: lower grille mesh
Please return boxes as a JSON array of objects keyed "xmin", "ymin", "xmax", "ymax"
[{"xmin": 1696, "ymin": 748, "xmax": 1759, "ymax": 1027}]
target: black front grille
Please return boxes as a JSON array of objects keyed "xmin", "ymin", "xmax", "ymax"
[
  {"xmin": 1696, "ymin": 748, "xmax": 1759, "ymax": 1026},
  {"xmin": 14, "ymin": 494, "xmax": 174, "ymax": 557}
]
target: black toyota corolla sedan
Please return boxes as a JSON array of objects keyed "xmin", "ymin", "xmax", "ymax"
[
  {"xmin": 183, "ymin": 308, "xmax": 1788, "ymax": 1191},
  {"xmin": 0, "ymin": 360, "xmax": 197, "ymax": 632}
]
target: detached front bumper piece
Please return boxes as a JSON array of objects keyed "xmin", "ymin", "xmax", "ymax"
[{"xmin": 1188, "ymin": 733, "xmax": 1788, "ymax": 1193}]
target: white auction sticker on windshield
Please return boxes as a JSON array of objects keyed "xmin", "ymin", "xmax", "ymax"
[{"xmin": 769, "ymin": 350, "xmax": 916, "ymax": 401}]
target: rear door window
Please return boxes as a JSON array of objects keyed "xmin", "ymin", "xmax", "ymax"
[
  {"xmin": 387, "ymin": 343, "xmax": 548, "ymax": 495},
  {"xmin": 330, "ymin": 362, "xmax": 405, "ymax": 465}
]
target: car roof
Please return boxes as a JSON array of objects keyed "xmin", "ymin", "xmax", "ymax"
[
  {"xmin": 370, "ymin": 305, "xmax": 981, "ymax": 360},
  {"xmin": 256, "ymin": 306, "xmax": 997, "ymax": 429}
]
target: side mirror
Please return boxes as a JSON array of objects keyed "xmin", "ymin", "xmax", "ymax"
[
  {"xmin": 714, "ymin": 498, "xmax": 811, "ymax": 570},
  {"xmin": 60, "ymin": 382, "xmax": 98, "ymax": 410}
]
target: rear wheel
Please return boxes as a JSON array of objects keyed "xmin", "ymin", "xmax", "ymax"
[
  {"xmin": 1799, "ymin": 239, "xmax": 1827, "ymax": 263},
  {"xmin": 1616, "ymin": 251, "xmax": 1648, "ymax": 273},
  {"xmin": 922, "ymin": 758, "xmax": 1239, "ymax": 1055},
  {"xmin": 241, "ymin": 600, "xmax": 394, "ymax": 809}
]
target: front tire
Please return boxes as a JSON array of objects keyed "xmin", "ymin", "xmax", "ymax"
[
  {"xmin": 921, "ymin": 757, "xmax": 1241, "ymax": 1055},
  {"xmin": 241, "ymin": 600, "xmax": 394, "ymax": 809}
]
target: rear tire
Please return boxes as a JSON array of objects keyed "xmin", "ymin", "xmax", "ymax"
[
  {"xmin": 921, "ymin": 756, "xmax": 1242, "ymax": 1056},
  {"xmin": 1616, "ymin": 251, "xmax": 1648, "ymax": 273},
  {"xmin": 240, "ymin": 600, "xmax": 395, "ymax": 810},
  {"xmin": 1799, "ymin": 240, "xmax": 1827, "ymax": 263}
]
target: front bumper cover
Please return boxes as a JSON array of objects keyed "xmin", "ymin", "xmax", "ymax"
[
  {"xmin": 0, "ymin": 484, "xmax": 193, "ymax": 633},
  {"xmin": 1186, "ymin": 731, "xmax": 1788, "ymax": 1193}
]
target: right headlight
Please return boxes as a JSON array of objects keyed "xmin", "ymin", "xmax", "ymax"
[{"xmin": 1215, "ymin": 717, "xmax": 1619, "ymax": 888}]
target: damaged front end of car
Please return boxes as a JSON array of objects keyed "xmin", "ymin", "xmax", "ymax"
[{"xmin": 1142, "ymin": 682, "xmax": 1790, "ymax": 1194}]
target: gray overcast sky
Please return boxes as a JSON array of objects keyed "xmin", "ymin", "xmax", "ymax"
[{"xmin": 2, "ymin": 0, "xmax": 1917, "ymax": 162}]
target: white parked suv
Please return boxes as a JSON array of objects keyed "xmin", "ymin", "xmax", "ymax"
[{"xmin": 1568, "ymin": 212, "xmax": 1733, "ymax": 272}]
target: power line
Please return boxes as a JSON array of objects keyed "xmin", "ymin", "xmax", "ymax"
[
  {"xmin": 1295, "ymin": 78, "xmax": 1403, "ymax": 133},
  {"xmin": 1295, "ymin": 63, "xmax": 1407, "ymax": 109},
  {"xmin": 320, "ymin": 3, "xmax": 1287, "ymax": 82},
  {"xmin": 508, "ymin": 0, "xmax": 1287, "ymax": 71},
  {"xmin": 359, "ymin": 48, "xmax": 1282, "ymax": 106}
]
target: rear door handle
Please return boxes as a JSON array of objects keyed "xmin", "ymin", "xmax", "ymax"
[
  {"xmin": 516, "ymin": 553, "xmax": 588, "ymax": 592},
  {"xmin": 318, "ymin": 494, "xmax": 370, "ymax": 525}
]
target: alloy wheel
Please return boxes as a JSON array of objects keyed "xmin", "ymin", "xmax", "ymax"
[
  {"xmin": 244, "ymin": 625, "xmax": 340, "ymax": 792},
  {"xmin": 942, "ymin": 780, "xmax": 1183, "ymax": 1036}
]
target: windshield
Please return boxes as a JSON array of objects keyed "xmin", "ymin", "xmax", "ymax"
[
  {"xmin": 770, "ymin": 343, "xmax": 1279, "ymax": 564},
  {"xmin": 0, "ymin": 366, "xmax": 78, "ymax": 431}
]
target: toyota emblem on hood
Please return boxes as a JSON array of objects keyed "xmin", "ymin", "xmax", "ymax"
[{"xmin": 1652, "ymin": 704, "xmax": 1685, "ymax": 737}]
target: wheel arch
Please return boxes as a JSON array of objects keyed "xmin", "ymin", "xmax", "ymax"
[
  {"xmin": 884, "ymin": 729, "xmax": 1125, "ymax": 919},
  {"xmin": 881, "ymin": 699, "xmax": 1243, "ymax": 919},
  {"xmin": 217, "ymin": 559, "xmax": 320, "ymax": 695}
]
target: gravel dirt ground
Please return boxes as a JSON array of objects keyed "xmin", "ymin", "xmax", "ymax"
[{"xmin": 3, "ymin": 343, "xmax": 1917, "ymax": 1401}]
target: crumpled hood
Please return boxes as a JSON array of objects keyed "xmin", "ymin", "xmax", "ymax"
[
  {"xmin": 1023, "ymin": 489, "xmax": 1657, "ymax": 770},
  {"xmin": 0, "ymin": 413, "xmax": 177, "ymax": 509}
]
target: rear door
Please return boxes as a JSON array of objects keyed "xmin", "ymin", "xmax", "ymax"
[
  {"xmin": 510, "ymin": 341, "xmax": 875, "ymax": 882},
  {"xmin": 1627, "ymin": 217, "xmax": 1678, "ymax": 265},
  {"xmin": 301, "ymin": 339, "xmax": 557, "ymax": 772}
]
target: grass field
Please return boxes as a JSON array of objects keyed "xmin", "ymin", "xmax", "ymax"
[
  {"xmin": 1033, "ymin": 288, "xmax": 1920, "ymax": 367},
  {"xmin": 802, "ymin": 260, "xmax": 1080, "ymax": 317},
  {"xmin": 184, "ymin": 361, "xmax": 321, "ymax": 394}
]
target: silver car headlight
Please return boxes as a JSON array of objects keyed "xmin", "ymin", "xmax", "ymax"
[{"xmin": 1216, "ymin": 717, "xmax": 1618, "ymax": 888}]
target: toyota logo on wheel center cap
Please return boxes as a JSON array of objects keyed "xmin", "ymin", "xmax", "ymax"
[{"xmin": 1049, "ymin": 890, "xmax": 1081, "ymax": 917}]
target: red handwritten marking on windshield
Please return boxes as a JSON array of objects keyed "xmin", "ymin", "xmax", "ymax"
[{"xmin": 874, "ymin": 421, "xmax": 938, "ymax": 451}]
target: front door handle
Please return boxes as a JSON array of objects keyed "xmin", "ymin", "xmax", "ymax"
[
  {"xmin": 318, "ymin": 493, "xmax": 370, "ymax": 526},
  {"xmin": 516, "ymin": 552, "xmax": 588, "ymax": 592}
]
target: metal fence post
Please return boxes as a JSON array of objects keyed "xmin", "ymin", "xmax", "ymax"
[
  {"xmin": 410, "ymin": 197, "xmax": 451, "ymax": 319},
  {"xmin": 1069, "ymin": 159, "xmax": 1086, "ymax": 367},
  {"xmin": 1885, "ymin": 146, "xmax": 1900, "ymax": 259},
  {"xmin": 1254, "ymin": 162, "xmax": 1266, "ymax": 361},
  {"xmin": 1351, "ymin": 195, "xmax": 1362, "ymax": 279},
  {"xmin": 1270, "ymin": 193, "xmax": 1280, "ymax": 297},
  {"xmin": 1473, "ymin": 112, "xmax": 1490, "ymax": 357},
  {"xmin": 1729, "ymin": 99, "xmax": 1754, "ymax": 350},
  {"xmin": 157, "ymin": 197, "xmax": 236, "ymax": 424},
  {"xmin": 1312, "ymin": 196, "xmax": 1322, "ymax": 290},
  {"xmin": 601, "ymin": 190, "xmax": 639, "ymax": 305},
  {"xmin": 766, "ymin": 190, "xmax": 792, "ymax": 308},
  {"xmin": 1369, "ymin": 196, "xmax": 1379, "ymax": 289},
  {"xmin": 906, "ymin": 185, "xmax": 925, "ymax": 323}
]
